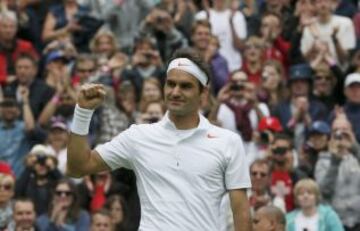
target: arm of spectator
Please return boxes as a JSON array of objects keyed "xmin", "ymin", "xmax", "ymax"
[
  {"xmin": 15, "ymin": 166, "xmax": 33, "ymax": 197},
  {"xmin": 317, "ymin": 154, "xmax": 341, "ymax": 202},
  {"xmin": 331, "ymin": 27, "xmax": 348, "ymax": 65},
  {"xmin": 229, "ymin": 189, "xmax": 252, "ymax": 231},
  {"xmin": 75, "ymin": 211, "xmax": 91, "ymax": 231},
  {"xmin": 20, "ymin": 87, "xmax": 35, "ymax": 132},
  {"xmin": 38, "ymin": 93, "xmax": 61, "ymax": 126},
  {"xmin": 229, "ymin": 11, "xmax": 246, "ymax": 51},
  {"xmin": 42, "ymin": 12, "xmax": 81, "ymax": 42}
]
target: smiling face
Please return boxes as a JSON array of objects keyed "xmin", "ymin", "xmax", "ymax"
[
  {"xmin": 13, "ymin": 201, "xmax": 36, "ymax": 230},
  {"xmin": 0, "ymin": 175, "xmax": 14, "ymax": 204},
  {"xmin": 164, "ymin": 69, "xmax": 204, "ymax": 117},
  {"xmin": 192, "ymin": 24, "xmax": 211, "ymax": 51}
]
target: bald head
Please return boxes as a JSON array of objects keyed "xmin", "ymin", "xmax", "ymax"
[{"xmin": 253, "ymin": 206, "xmax": 285, "ymax": 231}]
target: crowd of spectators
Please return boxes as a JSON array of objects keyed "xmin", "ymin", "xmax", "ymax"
[{"xmin": 0, "ymin": 0, "xmax": 360, "ymax": 230}]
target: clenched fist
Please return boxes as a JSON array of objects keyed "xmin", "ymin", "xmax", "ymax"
[{"xmin": 77, "ymin": 84, "xmax": 106, "ymax": 110}]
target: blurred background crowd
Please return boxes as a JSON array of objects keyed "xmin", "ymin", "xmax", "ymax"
[{"xmin": 0, "ymin": 0, "xmax": 360, "ymax": 230}]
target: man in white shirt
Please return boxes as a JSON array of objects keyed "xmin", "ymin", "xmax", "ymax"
[
  {"xmin": 66, "ymin": 49, "xmax": 252, "ymax": 231},
  {"xmin": 301, "ymin": 0, "xmax": 356, "ymax": 65},
  {"xmin": 195, "ymin": 0, "xmax": 247, "ymax": 71}
]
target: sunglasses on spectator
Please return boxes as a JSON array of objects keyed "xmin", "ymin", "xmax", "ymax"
[
  {"xmin": 272, "ymin": 147, "xmax": 289, "ymax": 155},
  {"xmin": 245, "ymin": 44, "xmax": 262, "ymax": 50},
  {"xmin": 55, "ymin": 190, "xmax": 72, "ymax": 197},
  {"xmin": 77, "ymin": 68, "xmax": 95, "ymax": 73},
  {"xmin": 251, "ymin": 171, "xmax": 267, "ymax": 178},
  {"xmin": 314, "ymin": 76, "xmax": 331, "ymax": 81},
  {"xmin": 0, "ymin": 184, "xmax": 13, "ymax": 191}
]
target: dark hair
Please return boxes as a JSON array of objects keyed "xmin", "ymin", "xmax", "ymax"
[
  {"xmin": 133, "ymin": 35, "xmax": 157, "ymax": 53},
  {"xmin": 104, "ymin": 195, "xmax": 127, "ymax": 229},
  {"xmin": 250, "ymin": 159, "xmax": 271, "ymax": 174},
  {"xmin": 191, "ymin": 19, "xmax": 212, "ymax": 35},
  {"xmin": 168, "ymin": 48, "xmax": 212, "ymax": 92},
  {"xmin": 272, "ymin": 132, "xmax": 293, "ymax": 148},
  {"xmin": 15, "ymin": 53, "xmax": 38, "ymax": 67},
  {"xmin": 49, "ymin": 178, "xmax": 81, "ymax": 221},
  {"xmin": 74, "ymin": 53, "xmax": 97, "ymax": 71},
  {"xmin": 91, "ymin": 209, "xmax": 112, "ymax": 223}
]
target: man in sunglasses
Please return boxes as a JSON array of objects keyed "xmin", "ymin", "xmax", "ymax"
[
  {"xmin": 270, "ymin": 133, "xmax": 307, "ymax": 213},
  {"xmin": 249, "ymin": 159, "xmax": 271, "ymax": 213}
]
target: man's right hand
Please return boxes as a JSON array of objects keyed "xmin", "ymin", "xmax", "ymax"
[{"xmin": 77, "ymin": 84, "xmax": 106, "ymax": 110}]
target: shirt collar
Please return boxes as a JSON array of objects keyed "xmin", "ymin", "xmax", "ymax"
[{"xmin": 159, "ymin": 111, "xmax": 211, "ymax": 132}]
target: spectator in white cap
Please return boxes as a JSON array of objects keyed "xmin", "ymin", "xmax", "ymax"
[
  {"xmin": 15, "ymin": 144, "xmax": 62, "ymax": 215},
  {"xmin": 341, "ymin": 73, "xmax": 360, "ymax": 143}
]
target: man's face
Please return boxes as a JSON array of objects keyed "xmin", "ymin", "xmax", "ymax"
[
  {"xmin": 345, "ymin": 83, "xmax": 360, "ymax": 104},
  {"xmin": 0, "ymin": 18, "xmax": 17, "ymax": 42},
  {"xmin": 271, "ymin": 139, "xmax": 291, "ymax": 165},
  {"xmin": 313, "ymin": 73, "xmax": 333, "ymax": 96},
  {"xmin": 253, "ymin": 209, "xmax": 273, "ymax": 231},
  {"xmin": 230, "ymin": 71, "xmax": 248, "ymax": 98},
  {"xmin": 15, "ymin": 58, "xmax": 37, "ymax": 85},
  {"xmin": 260, "ymin": 15, "xmax": 281, "ymax": 38},
  {"xmin": 48, "ymin": 128, "xmax": 68, "ymax": 147},
  {"xmin": 13, "ymin": 201, "xmax": 36, "ymax": 230},
  {"xmin": 290, "ymin": 79, "xmax": 310, "ymax": 97},
  {"xmin": 91, "ymin": 214, "xmax": 112, "ymax": 231},
  {"xmin": 315, "ymin": 0, "xmax": 333, "ymax": 16},
  {"xmin": 308, "ymin": 133, "xmax": 328, "ymax": 150},
  {"xmin": 0, "ymin": 106, "xmax": 19, "ymax": 123},
  {"xmin": 244, "ymin": 41, "xmax": 263, "ymax": 62},
  {"xmin": 192, "ymin": 25, "xmax": 211, "ymax": 51},
  {"xmin": 250, "ymin": 164, "xmax": 270, "ymax": 192},
  {"xmin": 76, "ymin": 60, "xmax": 96, "ymax": 81},
  {"xmin": 164, "ymin": 69, "xmax": 203, "ymax": 116},
  {"xmin": 142, "ymin": 82, "xmax": 161, "ymax": 102}
]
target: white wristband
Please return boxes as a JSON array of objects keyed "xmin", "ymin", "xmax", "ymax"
[{"xmin": 70, "ymin": 104, "xmax": 94, "ymax": 135}]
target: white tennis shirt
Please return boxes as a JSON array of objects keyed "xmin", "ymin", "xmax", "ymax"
[{"xmin": 96, "ymin": 113, "xmax": 251, "ymax": 231}]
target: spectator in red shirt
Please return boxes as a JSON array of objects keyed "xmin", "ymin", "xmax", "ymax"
[{"xmin": 0, "ymin": 11, "xmax": 38, "ymax": 85}]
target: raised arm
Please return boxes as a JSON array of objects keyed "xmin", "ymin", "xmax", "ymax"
[{"xmin": 66, "ymin": 84, "xmax": 110, "ymax": 178}]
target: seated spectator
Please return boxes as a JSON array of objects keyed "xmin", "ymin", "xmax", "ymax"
[
  {"xmin": 7, "ymin": 198, "xmax": 39, "ymax": 231},
  {"xmin": 140, "ymin": 7, "xmax": 188, "ymax": 62},
  {"xmin": 286, "ymin": 178, "xmax": 344, "ymax": 231},
  {"xmin": 90, "ymin": 29, "xmax": 119, "ymax": 60},
  {"xmin": 0, "ymin": 167, "xmax": 15, "ymax": 230},
  {"xmin": 253, "ymin": 116, "xmax": 283, "ymax": 161},
  {"xmin": 249, "ymin": 159, "xmax": 272, "ymax": 213},
  {"xmin": 36, "ymin": 178, "xmax": 91, "ymax": 231},
  {"xmin": 273, "ymin": 64, "xmax": 328, "ymax": 150},
  {"xmin": 90, "ymin": 209, "xmax": 113, "ymax": 231},
  {"xmin": 195, "ymin": 0, "xmax": 246, "ymax": 71},
  {"xmin": 15, "ymin": 145, "xmax": 62, "ymax": 215},
  {"xmin": 71, "ymin": 54, "xmax": 98, "ymax": 89},
  {"xmin": 122, "ymin": 36, "xmax": 165, "ymax": 100},
  {"xmin": 139, "ymin": 78, "xmax": 163, "ymax": 113},
  {"xmin": 259, "ymin": 13, "xmax": 290, "ymax": 69},
  {"xmin": 190, "ymin": 20, "xmax": 229, "ymax": 94},
  {"xmin": 258, "ymin": 60, "xmax": 286, "ymax": 110},
  {"xmin": 137, "ymin": 100, "xmax": 166, "ymax": 125},
  {"xmin": 252, "ymin": 205, "xmax": 286, "ymax": 231},
  {"xmin": 96, "ymin": 86, "xmax": 129, "ymax": 144},
  {"xmin": 45, "ymin": 118, "xmax": 69, "ymax": 174},
  {"xmin": 104, "ymin": 195, "xmax": 126, "ymax": 231},
  {"xmin": 315, "ymin": 115, "xmax": 360, "ymax": 230},
  {"xmin": 241, "ymin": 36, "xmax": 264, "ymax": 85},
  {"xmin": 301, "ymin": 0, "xmax": 356, "ymax": 66},
  {"xmin": 216, "ymin": 70, "xmax": 270, "ymax": 143},
  {"xmin": 300, "ymin": 121, "xmax": 331, "ymax": 178},
  {"xmin": 0, "ymin": 10, "xmax": 38, "ymax": 85},
  {"xmin": 3, "ymin": 54, "xmax": 55, "ymax": 120},
  {"xmin": 341, "ymin": 73, "xmax": 360, "ymax": 143},
  {"xmin": 0, "ymin": 97, "xmax": 44, "ymax": 177},
  {"xmin": 270, "ymin": 133, "xmax": 307, "ymax": 212},
  {"xmin": 41, "ymin": 0, "xmax": 90, "ymax": 50}
]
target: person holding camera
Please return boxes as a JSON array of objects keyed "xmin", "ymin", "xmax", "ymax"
[
  {"xmin": 315, "ymin": 116, "xmax": 360, "ymax": 231},
  {"xmin": 15, "ymin": 144, "xmax": 62, "ymax": 215},
  {"xmin": 216, "ymin": 70, "xmax": 270, "ymax": 144}
]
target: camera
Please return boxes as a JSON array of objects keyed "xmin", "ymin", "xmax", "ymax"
[
  {"xmin": 334, "ymin": 130, "xmax": 344, "ymax": 140},
  {"xmin": 146, "ymin": 117, "xmax": 159, "ymax": 124},
  {"xmin": 36, "ymin": 155, "xmax": 47, "ymax": 165},
  {"xmin": 260, "ymin": 132, "xmax": 270, "ymax": 144},
  {"xmin": 230, "ymin": 83, "xmax": 245, "ymax": 91}
]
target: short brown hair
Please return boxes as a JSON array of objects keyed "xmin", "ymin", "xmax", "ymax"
[{"xmin": 191, "ymin": 20, "xmax": 212, "ymax": 35}]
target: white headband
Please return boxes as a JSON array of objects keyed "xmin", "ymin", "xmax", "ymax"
[{"xmin": 167, "ymin": 58, "xmax": 208, "ymax": 86}]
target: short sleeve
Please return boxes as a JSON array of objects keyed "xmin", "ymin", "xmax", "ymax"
[
  {"xmin": 224, "ymin": 134, "xmax": 251, "ymax": 190},
  {"xmin": 233, "ymin": 11, "xmax": 247, "ymax": 39},
  {"xmin": 95, "ymin": 125, "xmax": 137, "ymax": 170}
]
